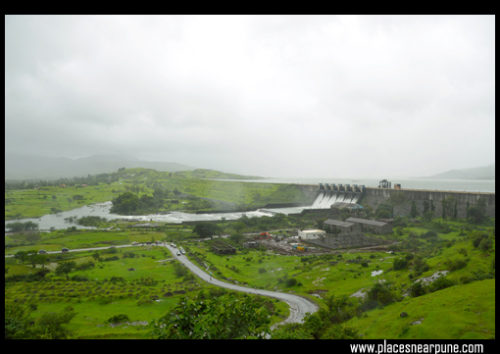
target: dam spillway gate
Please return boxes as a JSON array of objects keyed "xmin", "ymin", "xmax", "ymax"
[{"xmin": 313, "ymin": 183, "xmax": 366, "ymax": 209}]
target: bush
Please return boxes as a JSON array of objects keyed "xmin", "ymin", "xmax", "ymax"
[
  {"xmin": 75, "ymin": 261, "xmax": 95, "ymax": 270},
  {"xmin": 393, "ymin": 257, "xmax": 409, "ymax": 271},
  {"xmin": 445, "ymin": 258, "xmax": 468, "ymax": 271},
  {"xmin": 107, "ymin": 314, "xmax": 130, "ymax": 324},
  {"xmin": 103, "ymin": 256, "xmax": 119, "ymax": 262},
  {"xmin": 479, "ymin": 237, "xmax": 493, "ymax": 252},
  {"xmin": 409, "ymin": 282, "xmax": 427, "ymax": 297},
  {"xmin": 77, "ymin": 216, "xmax": 106, "ymax": 227},
  {"xmin": 70, "ymin": 275, "xmax": 89, "ymax": 282},
  {"xmin": 428, "ymin": 277, "xmax": 454, "ymax": 292},
  {"xmin": 366, "ymin": 282, "xmax": 397, "ymax": 306}
]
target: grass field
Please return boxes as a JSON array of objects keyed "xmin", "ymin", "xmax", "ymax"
[
  {"xmin": 5, "ymin": 168, "xmax": 313, "ymax": 220},
  {"xmin": 346, "ymin": 279, "xmax": 495, "ymax": 339},
  {"xmin": 5, "ymin": 244, "xmax": 289, "ymax": 339},
  {"xmin": 4, "ymin": 171, "xmax": 495, "ymax": 339}
]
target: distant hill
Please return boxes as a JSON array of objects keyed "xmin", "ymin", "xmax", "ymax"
[
  {"xmin": 424, "ymin": 164, "xmax": 495, "ymax": 180},
  {"xmin": 5, "ymin": 153, "xmax": 194, "ymax": 180},
  {"xmin": 174, "ymin": 168, "xmax": 262, "ymax": 180}
]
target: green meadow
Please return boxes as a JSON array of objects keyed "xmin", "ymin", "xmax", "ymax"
[
  {"xmin": 5, "ymin": 244, "xmax": 289, "ymax": 339},
  {"xmin": 4, "ymin": 168, "xmax": 496, "ymax": 339},
  {"xmin": 5, "ymin": 167, "xmax": 312, "ymax": 220},
  {"xmin": 345, "ymin": 279, "xmax": 495, "ymax": 339}
]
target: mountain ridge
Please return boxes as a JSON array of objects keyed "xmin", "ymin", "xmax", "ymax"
[
  {"xmin": 5, "ymin": 153, "xmax": 195, "ymax": 180},
  {"xmin": 422, "ymin": 164, "xmax": 495, "ymax": 180}
]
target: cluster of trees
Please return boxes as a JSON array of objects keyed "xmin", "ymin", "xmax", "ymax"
[
  {"xmin": 5, "ymin": 303, "xmax": 76, "ymax": 339},
  {"xmin": 110, "ymin": 188, "xmax": 210, "ymax": 215},
  {"xmin": 6, "ymin": 221, "xmax": 39, "ymax": 233},
  {"xmin": 150, "ymin": 290, "xmax": 271, "ymax": 339},
  {"xmin": 76, "ymin": 216, "xmax": 108, "ymax": 227},
  {"xmin": 109, "ymin": 191, "xmax": 167, "ymax": 214}
]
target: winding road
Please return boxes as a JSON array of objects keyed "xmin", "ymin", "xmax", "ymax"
[
  {"xmin": 5, "ymin": 242, "xmax": 319, "ymax": 327},
  {"xmin": 162, "ymin": 243, "xmax": 319, "ymax": 327}
]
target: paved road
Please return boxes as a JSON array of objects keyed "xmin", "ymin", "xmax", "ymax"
[
  {"xmin": 5, "ymin": 242, "xmax": 319, "ymax": 326},
  {"xmin": 162, "ymin": 243, "xmax": 318, "ymax": 327},
  {"xmin": 4, "ymin": 243, "xmax": 138, "ymax": 258}
]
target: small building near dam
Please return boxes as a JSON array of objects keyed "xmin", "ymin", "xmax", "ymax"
[
  {"xmin": 298, "ymin": 229, "xmax": 326, "ymax": 240},
  {"xmin": 345, "ymin": 217, "xmax": 393, "ymax": 234},
  {"xmin": 323, "ymin": 219, "xmax": 358, "ymax": 235}
]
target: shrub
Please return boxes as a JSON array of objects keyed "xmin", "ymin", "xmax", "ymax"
[
  {"xmin": 479, "ymin": 237, "xmax": 493, "ymax": 252},
  {"xmin": 428, "ymin": 277, "xmax": 455, "ymax": 292},
  {"xmin": 445, "ymin": 258, "xmax": 468, "ymax": 271},
  {"xmin": 107, "ymin": 314, "xmax": 130, "ymax": 324},
  {"xmin": 75, "ymin": 261, "xmax": 95, "ymax": 270},
  {"xmin": 393, "ymin": 257, "xmax": 408, "ymax": 271},
  {"xmin": 70, "ymin": 275, "xmax": 89, "ymax": 282},
  {"xmin": 366, "ymin": 282, "xmax": 397, "ymax": 306},
  {"xmin": 409, "ymin": 282, "xmax": 427, "ymax": 297},
  {"xmin": 103, "ymin": 256, "xmax": 119, "ymax": 262}
]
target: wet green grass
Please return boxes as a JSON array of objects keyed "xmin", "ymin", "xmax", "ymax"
[
  {"xmin": 5, "ymin": 245, "xmax": 290, "ymax": 339},
  {"xmin": 5, "ymin": 168, "xmax": 313, "ymax": 220},
  {"xmin": 346, "ymin": 279, "xmax": 495, "ymax": 339}
]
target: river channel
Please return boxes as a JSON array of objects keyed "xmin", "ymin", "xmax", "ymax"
[{"xmin": 4, "ymin": 199, "xmax": 328, "ymax": 232}]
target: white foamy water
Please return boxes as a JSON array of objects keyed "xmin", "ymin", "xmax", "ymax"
[{"xmin": 6, "ymin": 191, "xmax": 357, "ymax": 231}]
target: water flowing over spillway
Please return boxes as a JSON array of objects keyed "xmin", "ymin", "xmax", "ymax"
[
  {"xmin": 5, "ymin": 191, "xmax": 360, "ymax": 231},
  {"xmin": 311, "ymin": 191, "xmax": 359, "ymax": 208}
]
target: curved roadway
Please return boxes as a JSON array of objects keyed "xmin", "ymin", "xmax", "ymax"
[
  {"xmin": 162, "ymin": 243, "xmax": 318, "ymax": 327},
  {"xmin": 5, "ymin": 242, "xmax": 319, "ymax": 326}
]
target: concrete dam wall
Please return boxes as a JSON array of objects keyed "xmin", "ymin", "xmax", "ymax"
[
  {"xmin": 361, "ymin": 187, "xmax": 495, "ymax": 218},
  {"xmin": 295, "ymin": 184, "xmax": 495, "ymax": 219}
]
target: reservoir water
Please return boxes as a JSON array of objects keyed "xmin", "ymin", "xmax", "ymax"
[
  {"xmin": 5, "ymin": 178, "xmax": 494, "ymax": 231},
  {"xmin": 213, "ymin": 177, "xmax": 495, "ymax": 193}
]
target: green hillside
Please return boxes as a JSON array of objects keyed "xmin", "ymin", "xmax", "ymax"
[{"xmin": 346, "ymin": 279, "xmax": 495, "ymax": 339}]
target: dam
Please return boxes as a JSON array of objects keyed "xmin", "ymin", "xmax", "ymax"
[{"xmin": 293, "ymin": 182, "xmax": 495, "ymax": 219}]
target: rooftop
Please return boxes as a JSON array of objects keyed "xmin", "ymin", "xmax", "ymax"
[
  {"xmin": 346, "ymin": 217, "xmax": 387, "ymax": 227},
  {"xmin": 300, "ymin": 229, "xmax": 326, "ymax": 234},
  {"xmin": 324, "ymin": 219, "xmax": 355, "ymax": 228}
]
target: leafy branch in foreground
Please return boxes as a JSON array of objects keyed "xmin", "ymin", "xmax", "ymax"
[{"xmin": 150, "ymin": 291, "xmax": 271, "ymax": 339}]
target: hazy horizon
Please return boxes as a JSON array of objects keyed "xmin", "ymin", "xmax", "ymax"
[{"xmin": 6, "ymin": 15, "xmax": 495, "ymax": 179}]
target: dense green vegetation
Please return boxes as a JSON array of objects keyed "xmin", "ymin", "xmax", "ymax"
[
  {"xmin": 5, "ymin": 167, "xmax": 312, "ymax": 220},
  {"xmin": 4, "ymin": 167, "xmax": 496, "ymax": 339}
]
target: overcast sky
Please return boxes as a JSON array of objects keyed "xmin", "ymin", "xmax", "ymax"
[{"xmin": 5, "ymin": 15, "xmax": 495, "ymax": 178}]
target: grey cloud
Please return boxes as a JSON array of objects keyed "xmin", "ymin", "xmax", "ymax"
[{"xmin": 5, "ymin": 15, "xmax": 495, "ymax": 178}]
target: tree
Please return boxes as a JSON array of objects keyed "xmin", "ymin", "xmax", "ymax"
[
  {"xmin": 150, "ymin": 292, "xmax": 270, "ymax": 339},
  {"xmin": 110, "ymin": 192, "xmax": 140, "ymax": 214},
  {"xmin": 229, "ymin": 233, "xmax": 244, "ymax": 244},
  {"xmin": 193, "ymin": 222, "xmax": 220, "ymax": 239},
  {"xmin": 55, "ymin": 261, "xmax": 76, "ymax": 279},
  {"xmin": 34, "ymin": 306, "xmax": 76, "ymax": 339},
  {"xmin": 366, "ymin": 282, "xmax": 397, "ymax": 306},
  {"xmin": 14, "ymin": 250, "xmax": 36, "ymax": 263},
  {"xmin": 7, "ymin": 221, "xmax": 38, "ymax": 233},
  {"xmin": 5, "ymin": 303, "xmax": 34, "ymax": 339},
  {"xmin": 30, "ymin": 254, "xmax": 48, "ymax": 269},
  {"xmin": 393, "ymin": 257, "xmax": 409, "ymax": 270},
  {"xmin": 409, "ymin": 281, "xmax": 426, "ymax": 297}
]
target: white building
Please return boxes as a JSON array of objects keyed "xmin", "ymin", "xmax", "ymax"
[{"xmin": 298, "ymin": 229, "xmax": 326, "ymax": 240}]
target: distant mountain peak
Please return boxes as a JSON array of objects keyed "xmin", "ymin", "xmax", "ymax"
[
  {"xmin": 426, "ymin": 164, "xmax": 495, "ymax": 180},
  {"xmin": 5, "ymin": 153, "xmax": 194, "ymax": 180}
]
